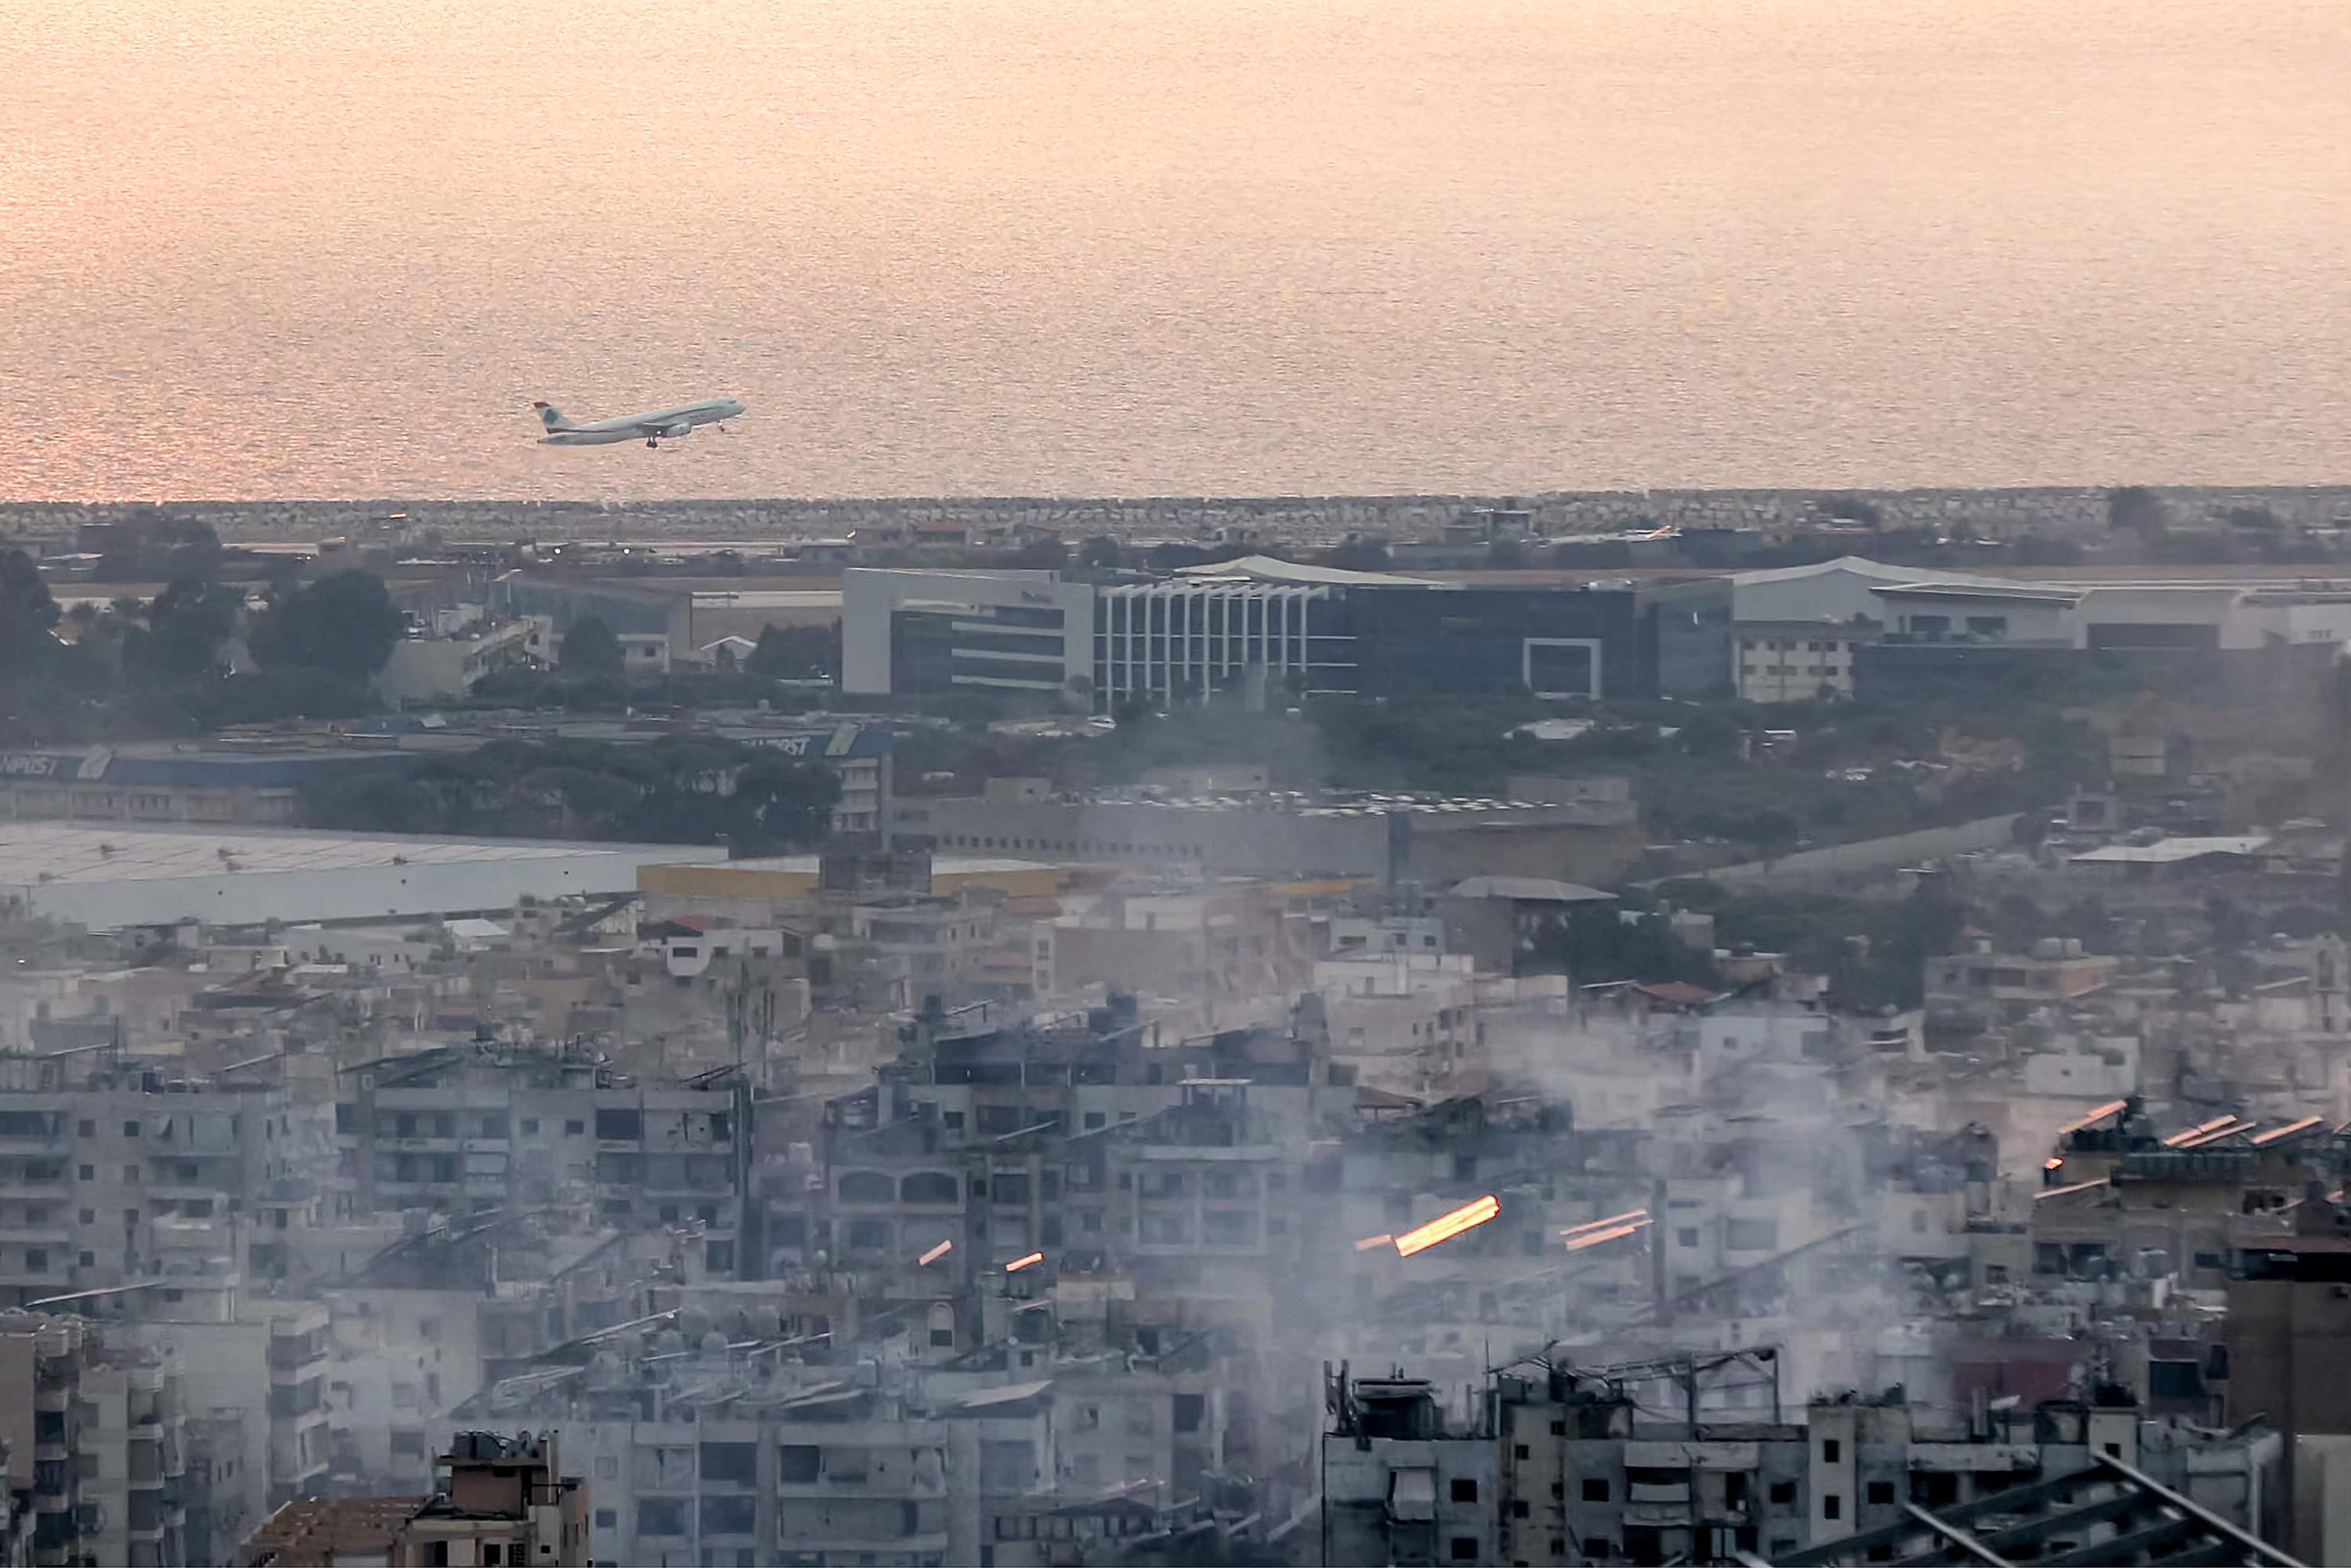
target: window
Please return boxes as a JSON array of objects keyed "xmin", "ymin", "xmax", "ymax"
[
  {"xmin": 1582, "ymin": 1478, "xmax": 1610, "ymax": 1501},
  {"xmin": 838, "ymin": 1171, "xmax": 894, "ymax": 1204},
  {"xmin": 79, "ymin": 1165, "xmax": 93, "ymax": 1180},
  {"xmin": 564, "ymin": 1119, "xmax": 585, "ymax": 1136},
  {"xmin": 1676, "ymin": 1227, "xmax": 1699, "ymax": 1248},
  {"xmin": 1821, "ymin": 1439, "xmax": 1841, "ymax": 1463},
  {"xmin": 901, "ymin": 1171, "xmax": 959, "ymax": 1204},
  {"xmin": 594, "ymin": 1508, "xmax": 617, "ymax": 1530},
  {"xmin": 1867, "ymin": 1482, "xmax": 1894, "ymax": 1506},
  {"xmin": 1172, "ymin": 1393, "xmax": 1204, "ymax": 1433},
  {"xmin": 846, "ymin": 1219, "xmax": 890, "ymax": 1251},
  {"xmin": 779, "ymin": 1445, "xmax": 820, "ymax": 1484},
  {"xmin": 1823, "ymin": 1494, "xmax": 1842, "ymax": 1521},
  {"xmin": 520, "ymin": 1118, "xmax": 539, "ymax": 1136},
  {"xmin": 1451, "ymin": 1539, "xmax": 1479, "ymax": 1562},
  {"xmin": 1084, "ymin": 1112, "xmax": 1107, "ymax": 1131},
  {"xmin": 1514, "ymin": 1444, "xmax": 1529, "ymax": 1461},
  {"xmin": 1769, "ymin": 1482, "xmax": 1797, "ymax": 1505},
  {"xmin": 701, "ymin": 1442, "xmax": 757, "ymax": 1486},
  {"xmin": 638, "ymin": 1498, "xmax": 686, "ymax": 1536},
  {"xmin": 78, "ymin": 1119, "xmax": 95, "ymax": 1138},
  {"xmin": 1451, "ymin": 1479, "xmax": 1478, "ymax": 1504},
  {"xmin": 594, "ymin": 1108, "xmax": 643, "ymax": 1141},
  {"xmin": 700, "ymin": 1496, "xmax": 756, "ymax": 1535},
  {"xmin": 24, "ymin": 1248, "xmax": 45, "ymax": 1272}
]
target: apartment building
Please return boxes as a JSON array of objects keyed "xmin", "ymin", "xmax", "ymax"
[
  {"xmin": 331, "ymin": 1043, "xmax": 747, "ymax": 1279},
  {"xmin": 451, "ymin": 1338, "xmax": 1052, "ymax": 1568},
  {"xmin": 1323, "ymin": 1366, "xmax": 2278, "ymax": 1568},
  {"xmin": 117, "ymin": 1299, "xmax": 332, "ymax": 1533},
  {"xmin": 240, "ymin": 1429, "xmax": 589, "ymax": 1568},
  {"xmin": 796, "ymin": 1001, "xmax": 1347, "ymax": 1295},
  {"xmin": 0, "ymin": 1077, "xmax": 325, "ymax": 1310},
  {"xmin": 0, "ymin": 1313, "xmax": 188, "ymax": 1568}
]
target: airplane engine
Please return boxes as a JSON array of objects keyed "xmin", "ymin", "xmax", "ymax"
[{"xmin": 659, "ymin": 422, "xmax": 694, "ymax": 439}]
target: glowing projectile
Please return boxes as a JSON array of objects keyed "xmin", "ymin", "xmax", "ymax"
[
  {"xmin": 1559, "ymin": 1208, "xmax": 1650, "ymax": 1240},
  {"xmin": 918, "ymin": 1240, "xmax": 953, "ymax": 1266},
  {"xmin": 1565, "ymin": 1221, "xmax": 1649, "ymax": 1252},
  {"xmin": 1394, "ymin": 1194, "xmax": 1499, "ymax": 1258},
  {"xmin": 2043, "ymin": 1157, "xmax": 2064, "ymax": 1171},
  {"xmin": 1005, "ymin": 1251, "xmax": 1045, "ymax": 1273},
  {"xmin": 1355, "ymin": 1234, "xmax": 1395, "ymax": 1251}
]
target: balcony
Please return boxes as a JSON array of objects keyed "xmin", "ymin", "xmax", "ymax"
[{"xmin": 0, "ymin": 1177, "xmax": 70, "ymax": 1199}]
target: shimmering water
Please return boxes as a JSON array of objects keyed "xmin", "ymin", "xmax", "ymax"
[{"xmin": 3, "ymin": 0, "xmax": 2346, "ymax": 501}]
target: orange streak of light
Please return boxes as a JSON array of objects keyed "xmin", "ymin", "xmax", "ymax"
[
  {"xmin": 2044, "ymin": 1157, "xmax": 2064, "ymax": 1170},
  {"xmin": 1005, "ymin": 1251, "xmax": 1045, "ymax": 1273},
  {"xmin": 1559, "ymin": 1208, "xmax": 1650, "ymax": 1238},
  {"xmin": 1565, "ymin": 1221, "xmax": 1648, "ymax": 1252},
  {"xmin": 1394, "ymin": 1195, "xmax": 1499, "ymax": 1258},
  {"xmin": 918, "ymin": 1240, "xmax": 953, "ymax": 1266},
  {"xmin": 1355, "ymin": 1234, "xmax": 1395, "ymax": 1251}
]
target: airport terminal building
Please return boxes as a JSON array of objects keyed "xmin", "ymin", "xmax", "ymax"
[{"xmin": 842, "ymin": 559, "xmax": 1717, "ymax": 709}]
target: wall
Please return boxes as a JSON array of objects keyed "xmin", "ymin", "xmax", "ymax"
[{"xmin": 32, "ymin": 487, "xmax": 2351, "ymax": 545}]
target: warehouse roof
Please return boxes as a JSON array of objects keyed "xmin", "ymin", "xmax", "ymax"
[
  {"xmin": 0, "ymin": 824, "xmax": 675, "ymax": 886},
  {"xmin": 0, "ymin": 824, "xmax": 723, "ymax": 932},
  {"xmin": 2069, "ymin": 835, "xmax": 2271, "ymax": 865}
]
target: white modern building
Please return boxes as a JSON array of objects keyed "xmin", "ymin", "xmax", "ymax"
[{"xmin": 841, "ymin": 568, "xmax": 1095, "ymax": 701}]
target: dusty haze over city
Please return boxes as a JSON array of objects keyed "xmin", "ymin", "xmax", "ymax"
[{"xmin": 4, "ymin": 0, "xmax": 2348, "ymax": 502}]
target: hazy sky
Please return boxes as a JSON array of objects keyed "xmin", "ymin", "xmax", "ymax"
[{"xmin": 3, "ymin": 0, "xmax": 2346, "ymax": 500}]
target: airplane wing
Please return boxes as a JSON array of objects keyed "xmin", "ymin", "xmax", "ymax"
[{"xmin": 636, "ymin": 420, "xmax": 695, "ymax": 439}]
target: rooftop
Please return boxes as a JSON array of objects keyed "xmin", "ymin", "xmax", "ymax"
[
  {"xmin": 0, "ymin": 822, "xmax": 703, "ymax": 889},
  {"xmin": 241, "ymin": 1495, "xmax": 423, "ymax": 1566},
  {"xmin": 2068, "ymin": 835, "xmax": 2273, "ymax": 865},
  {"xmin": 1165, "ymin": 554, "xmax": 1449, "ymax": 588},
  {"xmin": 1447, "ymin": 875, "xmax": 1617, "ymax": 904}
]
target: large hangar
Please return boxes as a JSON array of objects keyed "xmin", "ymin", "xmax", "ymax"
[{"xmin": 0, "ymin": 823, "xmax": 726, "ymax": 932}]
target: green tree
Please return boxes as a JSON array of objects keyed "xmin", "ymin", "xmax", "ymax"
[
  {"xmin": 744, "ymin": 622, "xmax": 841, "ymax": 680},
  {"xmin": 250, "ymin": 570, "xmax": 404, "ymax": 679},
  {"xmin": 133, "ymin": 576, "xmax": 243, "ymax": 685},
  {"xmin": 2108, "ymin": 485, "xmax": 2165, "ymax": 534},
  {"xmin": 733, "ymin": 753, "xmax": 842, "ymax": 851},
  {"xmin": 559, "ymin": 614, "xmax": 625, "ymax": 675},
  {"xmin": 0, "ymin": 550, "xmax": 61, "ymax": 672}
]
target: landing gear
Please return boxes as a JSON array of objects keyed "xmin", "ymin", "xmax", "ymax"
[{"xmin": 646, "ymin": 437, "xmax": 659, "ymax": 448}]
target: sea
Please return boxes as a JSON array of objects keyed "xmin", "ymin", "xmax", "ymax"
[{"xmin": 3, "ymin": 0, "xmax": 2346, "ymax": 502}]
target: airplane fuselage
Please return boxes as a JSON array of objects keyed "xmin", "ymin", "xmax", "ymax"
[{"xmin": 535, "ymin": 397, "xmax": 747, "ymax": 446}]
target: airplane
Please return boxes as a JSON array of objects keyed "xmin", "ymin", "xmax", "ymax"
[{"xmin": 531, "ymin": 397, "xmax": 747, "ymax": 448}]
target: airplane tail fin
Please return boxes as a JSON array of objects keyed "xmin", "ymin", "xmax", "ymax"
[{"xmin": 531, "ymin": 400, "xmax": 579, "ymax": 432}]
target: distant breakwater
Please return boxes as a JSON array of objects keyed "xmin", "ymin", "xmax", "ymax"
[{"xmin": 7, "ymin": 485, "xmax": 2351, "ymax": 543}]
